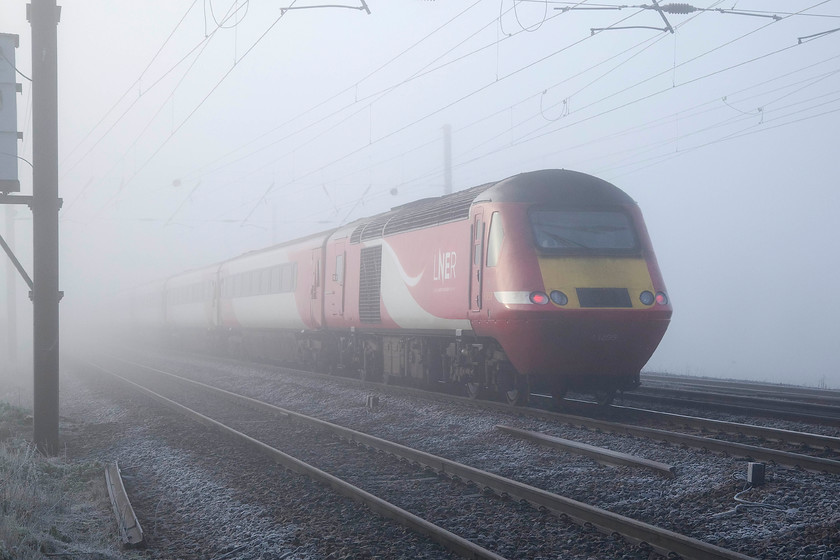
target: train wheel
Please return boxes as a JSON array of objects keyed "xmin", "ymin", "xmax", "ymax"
[
  {"xmin": 551, "ymin": 386, "xmax": 568, "ymax": 411},
  {"xmin": 465, "ymin": 381, "xmax": 483, "ymax": 400},
  {"xmin": 505, "ymin": 385, "xmax": 528, "ymax": 406},
  {"xmin": 500, "ymin": 373, "xmax": 529, "ymax": 406},
  {"xmin": 594, "ymin": 389, "xmax": 616, "ymax": 406}
]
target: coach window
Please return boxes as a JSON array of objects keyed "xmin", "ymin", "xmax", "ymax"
[
  {"xmin": 486, "ymin": 212, "xmax": 504, "ymax": 267},
  {"xmin": 335, "ymin": 253, "xmax": 345, "ymax": 285},
  {"xmin": 473, "ymin": 219, "xmax": 483, "ymax": 266},
  {"xmin": 270, "ymin": 266, "xmax": 281, "ymax": 293},
  {"xmin": 261, "ymin": 268, "xmax": 271, "ymax": 295},
  {"xmin": 279, "ymin": 264, "xmax": 291, "ymax": 292},
  {"xmin": 244, "ymin": 272, "xmax": 252, "ymax": 297}
]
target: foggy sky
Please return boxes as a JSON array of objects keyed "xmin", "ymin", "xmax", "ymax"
[{"xmin": 1, "ymin": 1, "xmax": 838, "ymax": 387}]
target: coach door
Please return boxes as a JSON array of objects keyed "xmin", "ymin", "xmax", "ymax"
[
  {"xmin": 470, "ymin": 209, "xmax": 484, "ymax": 312},
  {"xmin": 328, "ymin": 240, "xmax": 346, "ymax": 317},
  {"xmin": 310, "ymin": 248, "xmax": 324, "ymax": 328},
  {"xmin": 207, "ymin": 278, "xmax": 218, "ymax": 328}
]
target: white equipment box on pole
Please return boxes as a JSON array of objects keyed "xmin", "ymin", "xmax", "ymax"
[{"xmin": 0, "ymin": 33, "xmax": 21, "ymax": 194}]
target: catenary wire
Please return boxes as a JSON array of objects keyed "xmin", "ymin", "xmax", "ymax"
[
  {"xmin": 63, "ymin": 0, "xmax": 268, "ymax": 218},
  {"xmin": 514, "ymin": 5, "xmax": 833, "ymax": 150},
  {"xmin": 235, "ymin": 4, "xmax": 643, "ymax": 224},
  {"xmin": 65, "ymin": 0, "xmax": 840, "ymax": 235},
  {"xmin": 61, "ymin": 12, "xmax": 226, "ymax": 216},
  {"xmin": 313, "ymin": 50, "xmax": 840, "ymax": 223},
  {"xmin": 159, "ymin": 1, "xmax": 573, "ymax": 224},
  {"xmin": 174, "ymin": 0, "xmax": 518, "ymax": 188},
  {"xmin": 514, "ymin": 0, "xmax": 826, "ymax": 145},
  {"xmin": 174, "ymin": 0, "xmax": 836, "ymax": 229},
  {"xmin": 92, "ymin": 1, "xmax": 303, "ymax": 221},
  {"xmin": 132, "ymin": 0, "xmax": 818, "ymax": 229},
  {"xmin": 0, "ymin": 48, "xmax": 31, "ymax": 81},
  {"xmin": 69, "ymin": 0, "xmax": 490, "ymax": 225},
  {"xmin": 59, "ymin": 0, "xmax": 202, "ymax": 173}
]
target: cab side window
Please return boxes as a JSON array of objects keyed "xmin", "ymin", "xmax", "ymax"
[{"xmin": 486, "ymin": 212, "xmax": 504, "ymax": 267}]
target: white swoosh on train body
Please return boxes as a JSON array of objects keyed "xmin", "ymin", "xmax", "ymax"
[
  {"xmin": 375, "ymin": 240, "xmax": 471, "ymax": 330},
  {"xmin": 381, "ymin": 241, "xmax": 423, "ymax": 286}
]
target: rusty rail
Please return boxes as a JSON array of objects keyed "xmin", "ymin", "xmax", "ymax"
[
  {"xmin": 104, "ymin": 461, "xmax": 144, "ymax": 548},
  {"xmin": 495, "ymin": 425, "xmax": 676, "ymax": 477}
]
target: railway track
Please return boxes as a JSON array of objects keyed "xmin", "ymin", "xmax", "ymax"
[
  {"xmin": 603, "ymin": 404, "xmax": 840, "ymax": 452},
  {"xmin": 426, "ymin": 392, "xmax": 840, "ymax": 474},
  {"xmin": 641, "ymin": 373, "xmax": 840, "ymax": 405},
  {"xmin": 521, "ymin": 395, "xmax": 840, "ymax": 454},
  {"xmin": 616, "ymin": 387, "xmax": 840, "ymax": 427},
  {"xmin": 85, "ymin": 360, "xmax": 503, "ymax": 560},
  {"xmin": 122, "ymin": 348, "xmax": 840, "ymax": 473},
  {"xmin": 84, "ymin": 356, "xmax": 759, "ymax": 560},
  {"xmin": 636, "ymin": 374, "xmax": 840, "ymax": 423},
  {"xmin": 132, "ymin": 346, "xmax": 840, "ymax": 430}
]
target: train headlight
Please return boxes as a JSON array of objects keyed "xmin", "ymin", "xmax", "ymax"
[
  {"xmin": 655, "ymin": 291, "xmax": 669, "ymax": 305},
  {"xmin": 639, "ymin": 291, "xmax": 654, "ymax": 306},
  {"xmin": 549, "ymin": 290, "xmax": 568, "ymax": 306},
  {"xmin": 529, "ymin": 291, "xmax": 549, "ymax": 305}
]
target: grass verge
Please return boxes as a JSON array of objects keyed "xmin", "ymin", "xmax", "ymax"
[{"xmin": 0, "ymin": 402, "xmax": 138, "ymax": 560}]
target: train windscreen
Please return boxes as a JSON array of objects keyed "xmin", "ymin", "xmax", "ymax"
[{"xmin": 530, "ymin": 210, "xmax": 637, "ymax": 252}]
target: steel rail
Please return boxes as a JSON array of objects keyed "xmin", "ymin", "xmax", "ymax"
[
  {"xmin": 609, "ymin": 404, "xmax": 840, "ymax": 452},
  {"xmin": 618, "ymin": 391, "xmax": 840, "ymax": 427},
  {"xmin": 543, "ymin": 411, "xmax": 840, "ymax": 474},
  {"xmin": 639, "ymin": 380, "xmax": 840, "ymax": 406},
  {"xmin": 628, "ymin": 386, "xmax": 840, "ymax": 419},
  {"xmin": 87, "ymin": 362, "xmax": 509, "ymax": 560},
  {"xmin": 370, "ymin": 385, "xmax": 840, "ymax": 474},
  {"xmin": 526, "ymin": 396, "xmax": 840, "ymax": 451},
  {"xmin": 111, "ymin": 358, "xmax": 756, "ymax": 560},
  {"xmin": 331, "ymin": 378, "xmax": 840, "ymax": 473},
  {"xmin": 641, "ymin": 373, "xmax": 840, "ymax": 402},
  {"xmin": 116, "ymin": 351, "xmax": 840, "ymax": 472},
  {"xmin": 494, "ymin": 425, "xmax": 677, "ymax": 477},
  {"xmin": 104, "ymin": 461, "xmax": 144, "ymax": 548}
]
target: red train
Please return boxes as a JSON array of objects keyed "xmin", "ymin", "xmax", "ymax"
[{"xmin": 131, "ymin": 169, "xmax": 672, "ymax": 405}]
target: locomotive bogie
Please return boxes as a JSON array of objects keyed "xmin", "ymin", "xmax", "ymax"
[{"xmin": 382, "ymin": 336, "xmax": 429, "ymax": 381}]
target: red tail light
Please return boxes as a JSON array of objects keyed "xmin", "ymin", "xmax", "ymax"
[{"xmin": 529, "ymin": 291, "xmax": 549, "ymax": 305}]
